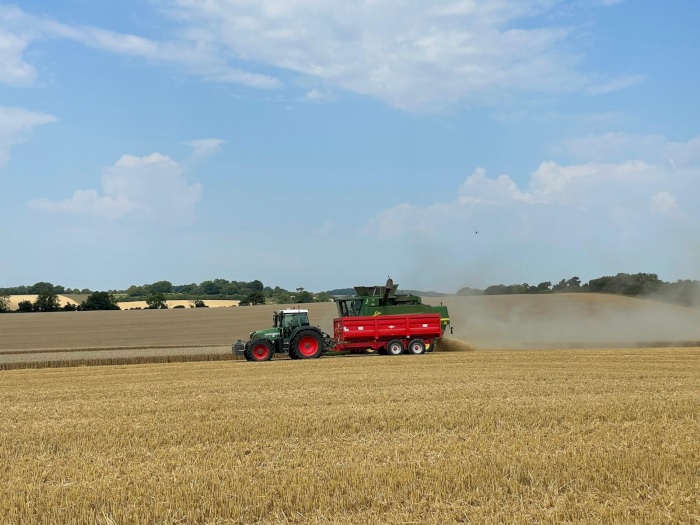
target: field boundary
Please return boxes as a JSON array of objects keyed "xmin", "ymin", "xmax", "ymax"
[
  {"xmin": 0, "ymin": 344, "xmax": 230, "ymax": 356},
  {"xmin": 0, "ymin": 352, "xmax": 240, "ymax": 371}
]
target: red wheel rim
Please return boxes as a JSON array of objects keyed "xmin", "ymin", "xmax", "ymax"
[
  {"xmin": 253, "ymin": 344, "xmax": 269, "ymax": 360},
  {"xmin": 298, "ymin": 336, "xmax": 319, "ymax": 357}
]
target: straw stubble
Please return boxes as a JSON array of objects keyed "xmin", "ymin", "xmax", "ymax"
[{"xmin": 1, "ymin": 349, "xmax": 698, "ymax": 524}]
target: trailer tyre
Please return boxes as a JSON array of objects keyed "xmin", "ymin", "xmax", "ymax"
[
  {"xmin": 407, "ymin": 339, "xmax": 426, "ymax": 355},
  {"xmin": 244, "ymin": 339, "xmax": 274, "ymax": 362},
  {"xmin": 290, "ymin": 330, "xmax": 323, "ymax": 359},
  {"xmin": 386, "ymin": 339, "xmax": 404, "ymax": 356}
]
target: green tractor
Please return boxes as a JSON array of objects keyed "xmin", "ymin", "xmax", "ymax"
[{"xmin": 233, "ymin": 309, "xmax": 332, "ymax": 362}]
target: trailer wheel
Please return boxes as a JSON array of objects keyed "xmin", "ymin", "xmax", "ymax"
[
  {"xmin": 407, "ymin": 339, "xmax": 426, "ymax": 355},
  {"xmin": 290, "ymin": 330, "xmax": 323, "ymax": 359},
  {"xmin": 386, "ymin": 339, "xmax": 404, "ymax": 356},
  {"xmin": 244, "ymin": 339, "xmax": 274, "ymax": 362}
]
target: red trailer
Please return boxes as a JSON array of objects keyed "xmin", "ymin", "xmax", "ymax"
[{"xmin": 330, "ymin": 313, "xmax": 443, "ymax": 355}]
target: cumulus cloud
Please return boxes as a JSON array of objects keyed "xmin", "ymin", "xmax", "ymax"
[
  {"xmin": 366, "ymin": 134, "xmax": 700, "ymax": 284},
  {"xmin": 1, "ymin": 1, "xmax": 641, "ymax": 111},
  {"xmin": 0, "ymin": 106, "xmax": 57, "ymax": 167},
  {"xmin": 30, "ymin": 152, "xmax": 202, "ymax": 221}
]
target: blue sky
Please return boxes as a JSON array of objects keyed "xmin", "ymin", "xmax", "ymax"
[{"xmin": 1, "ymin": 0, "xmax": 699, "ymax": 292}]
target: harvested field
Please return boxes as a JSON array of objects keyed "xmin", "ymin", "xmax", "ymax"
[
  {"xmin": 1, "ymin": 350, "xmax": 698, "ymax": 524},
  {"xmin": 6, "ymin": 294, "xmax": 80, "ymax": 310},
  {"xmin": 0, "ymin": 303, "xmax": 337, "ymax": 353},
  {"xmin": 117, "ymin": 299, "xmax": 240, "ymax": 309},
  {"xmin": 2, "ymin": 294, "xmax": 700, "ymax": 367}
]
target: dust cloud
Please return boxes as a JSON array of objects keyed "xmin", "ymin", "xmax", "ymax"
[{"xmin": 425, "ymin": 294, "xmax": 700, "ymax": 349}]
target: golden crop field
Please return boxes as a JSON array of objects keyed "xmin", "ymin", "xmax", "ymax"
[{"xmin": 1, "ymin": 349, "xmax": 699, "ymax": 524}]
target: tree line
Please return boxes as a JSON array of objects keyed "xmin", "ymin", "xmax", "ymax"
[
  {"xmin": 3, "ymin": 272, "xmax": 699, "ymax": 314},
  {"xmin": 458, "ymin": 272, "xmax": 700, "ymax": 307},
  {"xmin": 0, "ymin": 279, "xmax": 333, "ymax": 313}
]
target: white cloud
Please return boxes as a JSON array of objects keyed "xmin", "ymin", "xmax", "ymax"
[
  {"xmin": 0, "ymin": 106, "xmax": 57, "ymax": 168},
  {"xmin": 30, "ymin": 152, "xmax": 202, "ymax": 221},
  {"xmin": 184, "ymin": 138, "xmax": 226, "ymax": 159},
  {"xmin": 561, "ymin": 133, "xmax": 700, "ymax": 168},
  {"xmin": 303, "ymin": 88, "xmax": 334, "ymax": 104},
  {"xmin": 586, "ymin": 74, "xmax": 647, "ymax": 95},
  {"xmin": 650, "ymin": 191, "xmax": 678, "ymax": 217},
  {"xmin": 366, "ymin": 134, "xmax": 700, "ymax": 284},
  {"xmin": 0, "ymin": 31, "xmax": 36, "ymax": 85},
  {"xmin": 0, "ymin": 4, "xmax": 279, "ymax": 89},
  {"xmin": 1, "ymin": 2, "xmax": 642, "ymax": 111}
]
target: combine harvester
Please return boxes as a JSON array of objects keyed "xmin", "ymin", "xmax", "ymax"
[{"xmin": 233, "ymin": 279, "xmax": 450, "ymax": 362}]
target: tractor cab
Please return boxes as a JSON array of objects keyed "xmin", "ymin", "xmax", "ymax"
[{"xmin": 273, "ymin": 309, "xmax": 310, "ymax": 336}]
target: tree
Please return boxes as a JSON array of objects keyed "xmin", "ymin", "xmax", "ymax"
[
  {"xmin": 552, "ymin": 279, "xmax": 568, "ymax": 292},
  {"xmin": 150, "ymin": 280, "xmax": 173, "ymax": 294},
  {"xmin": 456, "ymin": 287, "xmax": 482, "ymax": 296},
  {"xmin": 315, "ymin": 291, "xmax": 332, "ymax": 302},
  {"xmin": 80, "ymin": 292, "xmax": 121, "ymax": 311},
  {"xmin": 33, "ymin": 290, "xmax": 61, "ymax": 312},
  {"xmin": 0, "ymin": 294, "xmax": 10, "ymax": 313},
  {"xmin": 17, "ymin": 300, "xmax": 33, "ymax": 312},
  {"xmin": 294, "ymin": 288, "xmax": 314, "ymax": 303},
  {"xmin": 567, "ymin": 276, "xmax": 581, "ymax": 290},
  {"xmin": 126, "ymin": 285, "xmax": 144, "ymax": 297},
  {"xmin": 536, "ymin": 282, "xmax": 552, "ymax": 293},
  {"xmin": 241, "ymin": 291, "xmax": 265, "ymax": 306},
  {"xmin": 29, "ymin": 282, "xmax": 55, "ymax": 294},
  {"xmin": 146, "ymin": 293, "xmax": 168, "ymax": 309},
  {"xmin": 190, "ymin": 299, "xmax": 208, "ymax": 308}
]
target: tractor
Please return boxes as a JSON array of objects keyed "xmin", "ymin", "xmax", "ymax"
[{"xmin": 234, "ymin": 308, "xmax": 333, "ymax": 361}]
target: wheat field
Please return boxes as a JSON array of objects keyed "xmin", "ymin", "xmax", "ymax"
[{"xmin": 2, "ymin": 349, "xmax": 698, "ymax": 524}]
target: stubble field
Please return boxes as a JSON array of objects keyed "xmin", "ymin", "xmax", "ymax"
[
  {"xmin": 1, "ymin": 350, "xmax": 699, "ymax": 524},
  {"xmin": 2, "ymin": 294, "xmax": 699, "ymax": 523}
]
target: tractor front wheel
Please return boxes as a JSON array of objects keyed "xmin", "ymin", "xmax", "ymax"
[
  {"xmin": 407, "ymin": 339, "xmax": 426, "ymax": 355},
  {"xmin": 244, "ymin": 339, "xmax": 274, "ymax": 362},
  {"xmin": 386, "ymin": 339, "xmax": 404, "ymax": 356},
  {"xmin": 290, "ymin": 330, "xmax": 323, "ymax": 359}
]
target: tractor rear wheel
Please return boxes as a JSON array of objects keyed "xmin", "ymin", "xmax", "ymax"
[
  {"xmin": 407, "ymin": 339, "xmax": 426, "ymax": 355},
  {"xmin": 386, "ymin": 339, "xmax": 404, "ymax": 356},
  {"xmin": 244, "ymin": 339, "xmax": 274, "ymax": 362},
  {"xmin": 290, "ymin": 330, "xmax": 323, "ymax": 359}
]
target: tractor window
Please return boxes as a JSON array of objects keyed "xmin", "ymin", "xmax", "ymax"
[{"xmin": 282, "ymin": 313, "xmax": 309, "ymax": 328}]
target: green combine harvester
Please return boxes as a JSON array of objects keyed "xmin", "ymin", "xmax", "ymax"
[{"xmin": 335, "ymin": 278, "xmax": 450, "ymax": 334}]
